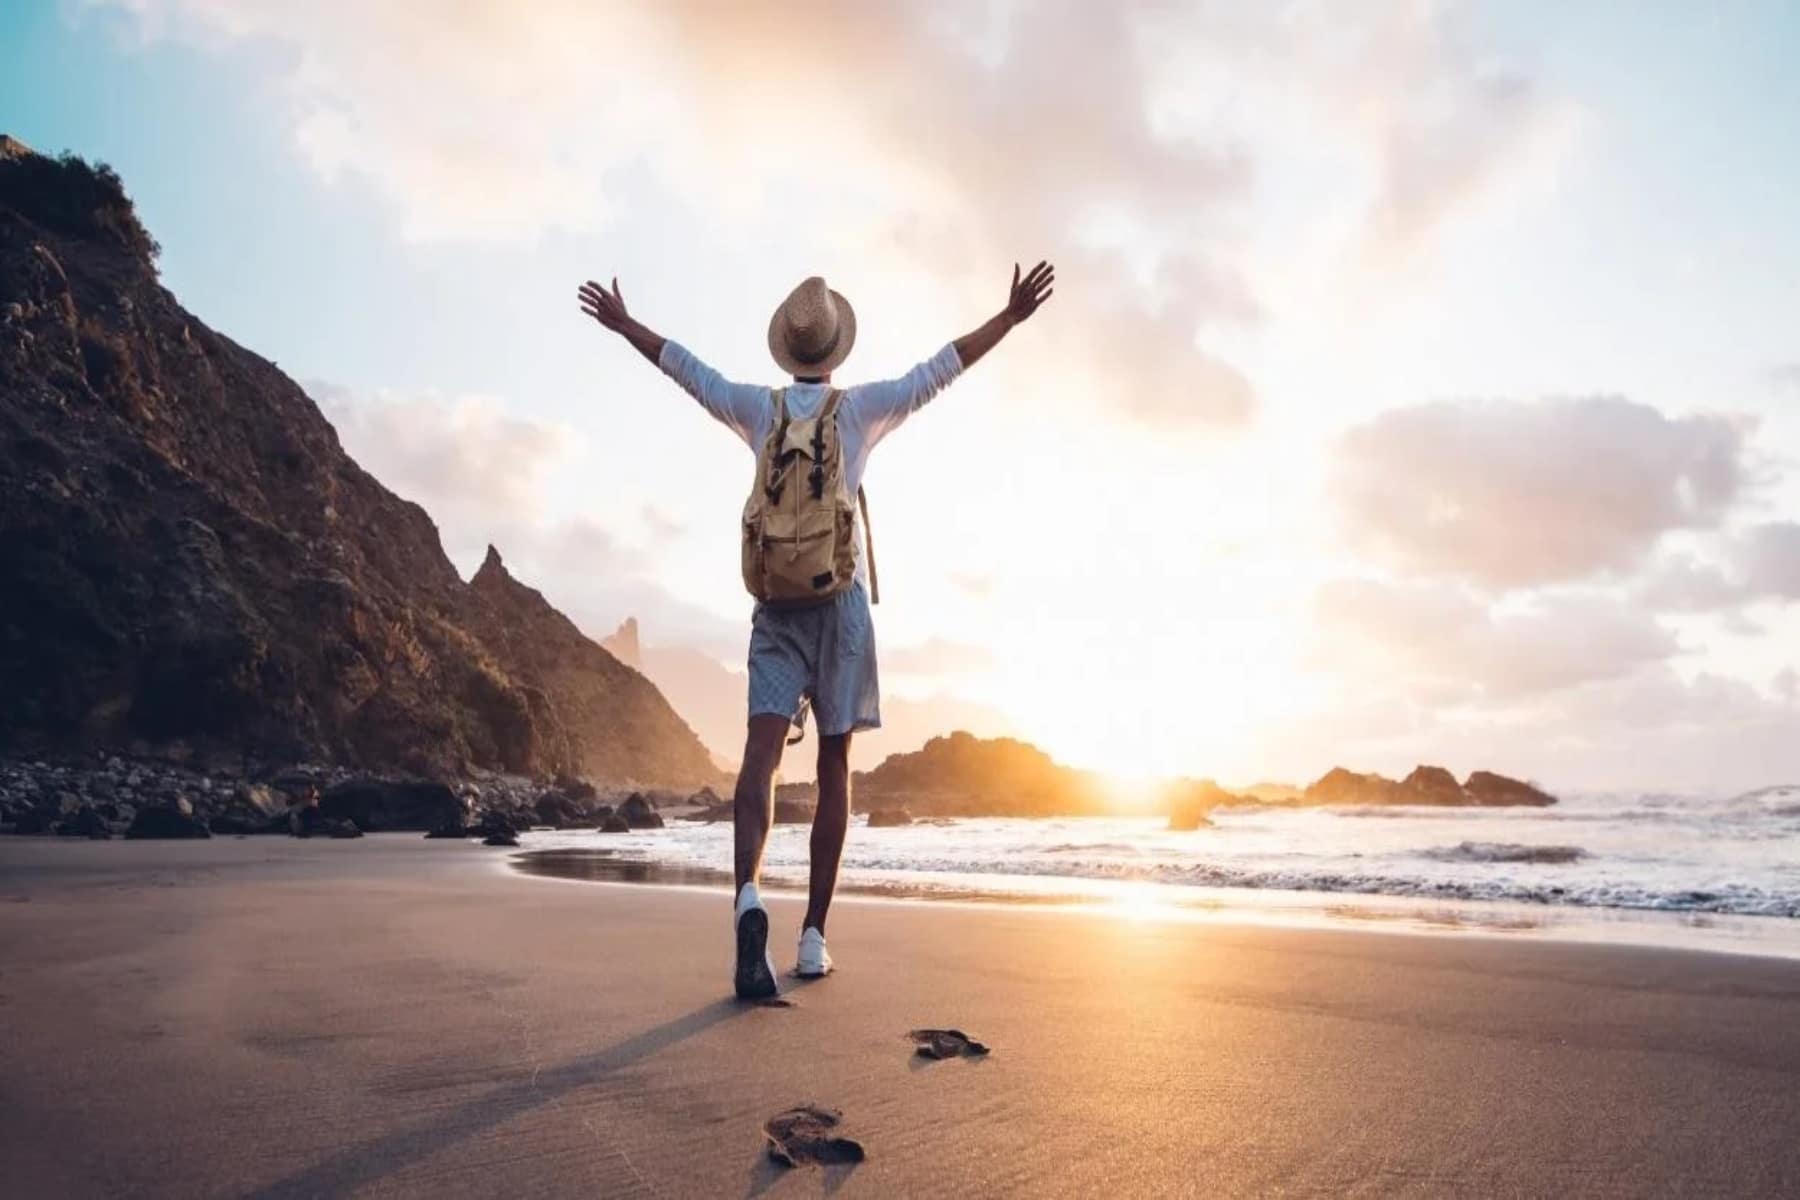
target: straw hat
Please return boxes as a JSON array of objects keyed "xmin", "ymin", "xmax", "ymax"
[{"xmin": 767, "ymin": 276, "xmax": 857, "ymax": 377}]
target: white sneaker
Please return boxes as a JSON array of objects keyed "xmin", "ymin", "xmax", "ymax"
[
  {"xmin": 733, "ymin": 882, "xmax": 778, "ymax": 1000},
  {"xmin": 795, "ymin": 926, "xmax": 834, "ymax": 977}
]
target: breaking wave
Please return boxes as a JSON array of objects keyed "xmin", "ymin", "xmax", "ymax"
[{"xmin": 1422, "ymin": 841, "xmax": 1587, "ymax": 865}]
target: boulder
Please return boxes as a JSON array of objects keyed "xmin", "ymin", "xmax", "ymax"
[
  {"xmin": 1464, "ymin": 771, "xmax": 1556, "ymax": 807},
  {"xmin": 598, "ymin": 814, "xmax": 631, "ymax": 833},
  {"xmin": 1166, "ymin": 806, "xmax": 1211, "ymax": 832},
  {"xmin": 11, "ymin": 809, "xmax": 52, "ymax": 834},
  {"xmin": 1303, "ymin": 768, "xmax": 1406, "ymax": 806},
  {"xmin": 287, "ymin": 796, "xmax": 329, "ymax": 838},
  {"xmin": 208, "ymin": 783, "xmax": 286, "ymax": 834},
  {"xmin": 319, "ymin": 779, "xmax": 463, "ymax": 832},
  {"xmin": 57, "ymin": 806, "xmax": 112, "ymax": 839},
  {"xmin": 1400, "ymin": 766, "xmax": 1466, "ymax": 805},
  {"xmin": 483, "ymin": 830, "xmax": 520, "ymax": 847},
  {"xmin": 617, "ymin": 792, "xmax": 664, "ymax": 830},
  {"xmin": 125, "ymin": 802, "xmax": 211, "ymax": 839},
  {"xmin": 326, "ymin": 818, "xmax": 364, "ymax": 839},
  {"xmin": 533, "ymin": 791, "xmax": 585, "ymax": 829},
  {"xmin": 1165, "ymin": 780, "xmax": 1236, "ymax": 830},
  {"xmin": 773, "ymin": 798, "xmax": 814, "ymax": 824},
  {"xmin": 865, "ymin": 807, "xmax": 913, "ymax": 828},
  {"xmin": 554, "ymin": 774, "xmax": 597, "ymax": 803}
]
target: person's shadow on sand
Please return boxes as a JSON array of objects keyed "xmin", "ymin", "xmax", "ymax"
[{"xmin": 246, "ymin": 998, "xmax": 757, "ymax": 1199}]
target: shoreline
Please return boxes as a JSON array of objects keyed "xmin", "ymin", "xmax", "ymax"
[{"xmin": 503, "ymin": 842, "xmax": 1800, "ymax": 963}]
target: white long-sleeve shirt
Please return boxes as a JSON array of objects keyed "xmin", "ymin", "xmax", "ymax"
[{"xmin": 658, "ymin": 340, "xmax": 965, "ymax": 586}]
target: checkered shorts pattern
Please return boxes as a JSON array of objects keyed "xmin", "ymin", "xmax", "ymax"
[{"xmin": 747, "ymin": 582, "xmax": 880, "ymax": 737}]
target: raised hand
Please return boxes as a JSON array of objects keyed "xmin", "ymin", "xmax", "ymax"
[
  {"xmin": 1005, "ymin": 260, "xmax": 1055, "ymax": 326},
  {"xmin": 578, "ymin": 277, "xmax": 631, "ymax": 332},
  {"xmin": 576, "ymin": 276, "xmax": 666, "ymax": 366}
]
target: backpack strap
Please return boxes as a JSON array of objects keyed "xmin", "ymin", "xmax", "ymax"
[
  {"xmin": 817, "ymin": 390, "xmax": 878, "ymax": 604},
  {"xmin": 765, "ymin": 388, "xmax": 789, "ymax": 504},
  {"xmin": 809, "ymin": 388, "xmax": 841, "ymax": 499},
  {"xmin": 858, "ymin": 486, "xmax": 880, "ymax": 605}
]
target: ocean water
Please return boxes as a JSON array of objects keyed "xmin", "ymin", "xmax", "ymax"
[{"xmin": 522, "ymin": 786, "xmax": 1800, "ymax": 956}]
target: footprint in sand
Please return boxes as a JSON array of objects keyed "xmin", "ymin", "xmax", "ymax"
[
  {"xmin": 763, "ymin": 1104, "xmax": 866, "ymax": 1168},
  {"xmin": 908, "ymin": 1028, "xmax": 990, "ymax": 1060}
]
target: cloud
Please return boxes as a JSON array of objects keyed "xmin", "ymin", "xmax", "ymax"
[
  {"xmin": 1742, "ymin": 522, "xmax": 1800, "ymax": 600},
  {"xmin": 1311, "ymin": 578, "xmax": 1677, "ymax": 702},
  {"xmin": 885, "ymin": 637, "xmax": 999, "ymax": 677},
  {"xmin": 313, "ymin": 379, "xmax": 745, "ymax": 655},
  {"xmin": 311, "ymin": 381, "xmax": 574, "ymax": 521},
  {"xmin": 1636, "ymin": 522, "xmax": 1800, "ymax": 612},
  {"xmin": 1330, "ymin": 396, "xmax": 1753, "ymax": 589},
  {"xmin": 106, "ymin": 1, "xmax": 1572, "ymax": 433}
]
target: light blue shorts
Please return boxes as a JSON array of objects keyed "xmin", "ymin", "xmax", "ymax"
[{"xmin": 747, "ymin": 581, "xmax": 881, "ymax": 738}]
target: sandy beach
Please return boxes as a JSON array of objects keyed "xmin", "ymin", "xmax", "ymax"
[{"xmin": 4, "ymin": 836, "xmax": 1799, "ymax": 1198}]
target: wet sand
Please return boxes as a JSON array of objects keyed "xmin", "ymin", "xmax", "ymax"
[{"xmin": 3, "ymin": 835, "xmax": 1799, "ymax": 1197}]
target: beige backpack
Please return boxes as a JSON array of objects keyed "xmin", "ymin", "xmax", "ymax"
[{"xmin": 741, "ymin": 388, "xmax": 879, "ymax": 608}]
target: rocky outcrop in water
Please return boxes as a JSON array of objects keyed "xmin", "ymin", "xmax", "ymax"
[
  {"xmin": 1303, "ymin": 766, "xmax": 1555, "ymax": 807},
  {"xmin": 0, "ymin": 141, "xmax": 718, "ymax": 788}
]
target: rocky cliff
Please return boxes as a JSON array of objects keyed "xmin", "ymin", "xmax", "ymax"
[{"xmin": 0, "ymin": 141, "xmax": 717, "ymax": 786}]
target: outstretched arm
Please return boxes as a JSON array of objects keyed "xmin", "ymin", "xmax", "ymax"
[
  {"xmin": 578, "ymin": 277, "xmax": 666, "ymax": 366},
  {"xmin": 579, "ymin": 275, "xmax": 767, "ymax": 445},
  {"xmin": 951, "ymin": 260, "xmax": 1055, "ymax": 370},
  {"xmin": 847, "ymin": 259, "xmax": 1057, "ymax": 446}
]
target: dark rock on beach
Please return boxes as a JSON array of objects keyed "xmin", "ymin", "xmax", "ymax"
[
  {"xmin": 553, "ymin": 774, "xmax": 597, "ymax": 803},
  {"xmin": 533, "ymin": 791, "xmax": 585, "ymax": 829},
  {"xmin": 319, "ymin": 780, "xmax": 463, "ymax": 833},
  {"xmin": 773, "ymin": 797, "xmax": 815, "ymax": 825},
  {"xmin": 616, "ymin": 793, "xmax": 664, "ymax": 830},
  {"xmin": 865, "ymin": 807, "xmax": 912, "ymax": 827},
  {"xmin": 11, "ymin": 809, "xmax": 53, "ymax": 835},
  {"xmin": 482, "ymin": 830, "xmax": 519, "ymax": 847},
  {"xmin": 597, "ymin": 814, "xmax": 631, "ymax": 833},
  {"xmin": 56, "ymin": 806, "xmax": 111, "ymax": 839},
  {"xmin": 125, "ymin": 799, "xmax": 210, "ymax": 840}
]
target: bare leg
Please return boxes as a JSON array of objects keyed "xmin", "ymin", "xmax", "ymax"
[
  {"xmin": 734, "ymin": 714, "xmax": 792, "ymax": 893},
  {"xmin": 803, "ymin": 733, "xmax": 852, "ymax": 934}
]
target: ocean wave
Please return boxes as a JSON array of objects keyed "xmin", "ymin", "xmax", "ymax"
[
  {"xmin": 828, "ymin": 853, "xmax": 1800, "ymax": 919},
  {"xmin": 1042, "ymin": 842, "xmax": 1142, "ymax": 855},
  {"xmin": 1422, "ymin": 841, "xmax": 1587, "ymax": 865},
  {"xmin": 1323, "ymin": 806, "xmax": 1485, "ymax": 819}
]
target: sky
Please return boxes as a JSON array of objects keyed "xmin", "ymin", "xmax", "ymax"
[{"xmin": 4, "ymin": 0, "xmax": 1798, "ymax": 792}]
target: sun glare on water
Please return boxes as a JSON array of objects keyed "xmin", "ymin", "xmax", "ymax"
[{"xmin": 1107, "ymin": 881, "xmax": 1182, "ymax": 923}]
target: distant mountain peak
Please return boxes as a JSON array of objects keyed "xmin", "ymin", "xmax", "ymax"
[{"xmin": 601, "ymin": 617, "xmax": 642, "ymax": 668}]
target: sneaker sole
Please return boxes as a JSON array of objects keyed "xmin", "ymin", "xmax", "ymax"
[{"xmin": 734, "ymin": 908, "xmax": 778, "ymax": 1000}]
